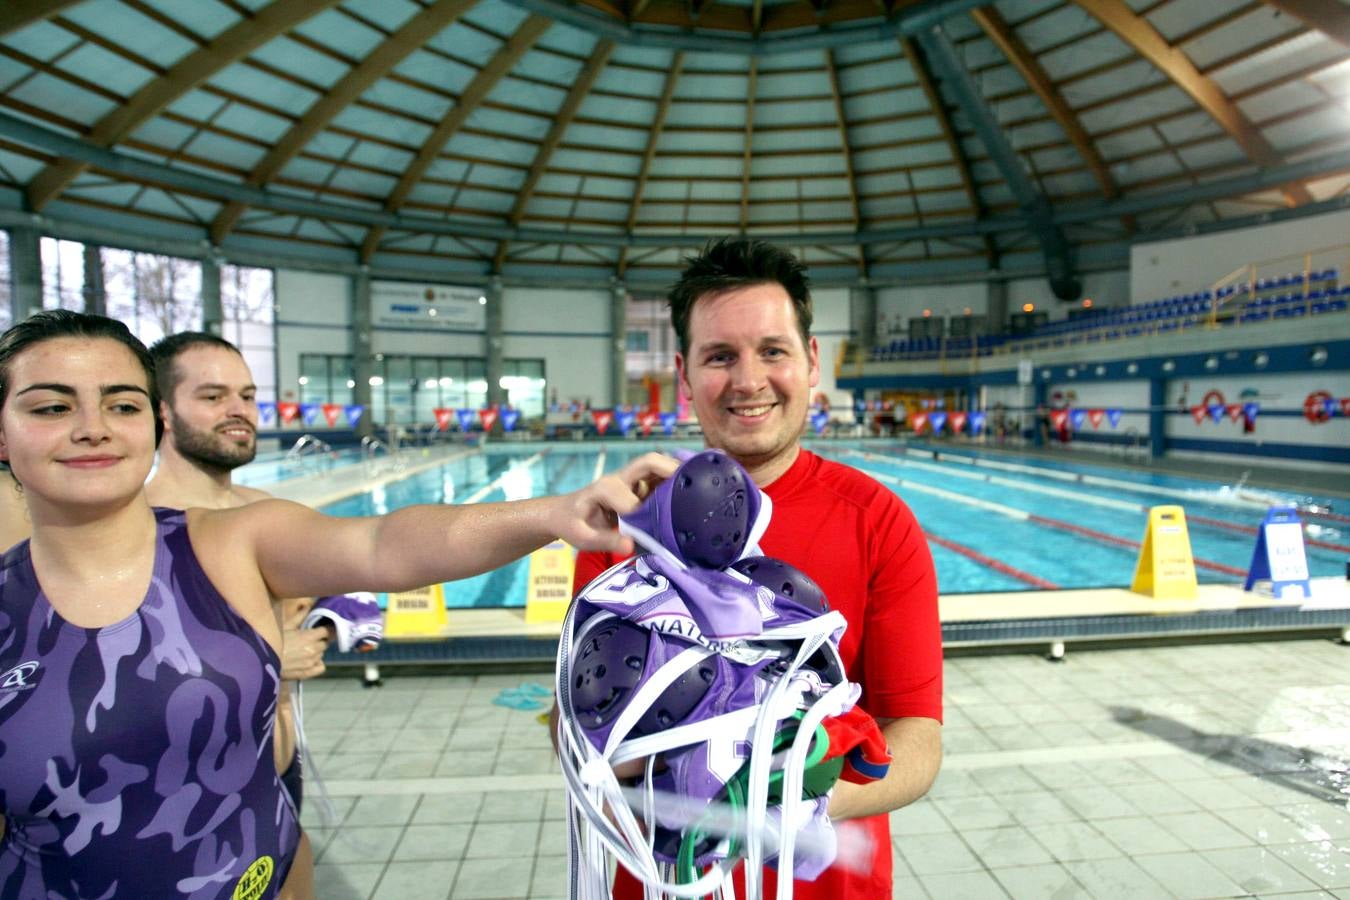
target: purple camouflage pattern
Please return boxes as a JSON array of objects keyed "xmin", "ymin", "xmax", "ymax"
[{"xmin": 0, "ymin": 508, "xmax": 299, "ymax": 899}]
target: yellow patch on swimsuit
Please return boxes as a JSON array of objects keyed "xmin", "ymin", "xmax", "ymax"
[{"xmin": 233, "ymin": 855, "xmax": 274, "ymax": 900}]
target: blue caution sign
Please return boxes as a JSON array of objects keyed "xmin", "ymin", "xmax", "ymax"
[{"xmin": 1243, "ymin": 506, "xmax": 1312, "ymax": 599}]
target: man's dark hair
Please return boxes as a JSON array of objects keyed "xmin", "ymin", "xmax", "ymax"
[
  {"xmin": 0, "ymin": 309, "xmax": 163, "ymax": 456},
  {"xmin": 667, "ymin": 237, "xmax": 813, "ymax": 355},
  {"xmin": 148, "ymin": 331, "xmax": 242, "ymax": 405}
]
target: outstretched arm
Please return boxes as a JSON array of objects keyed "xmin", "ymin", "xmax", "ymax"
[{"xmin": 224, "ymin": 452, "xmax": 677, "ymax": 601}]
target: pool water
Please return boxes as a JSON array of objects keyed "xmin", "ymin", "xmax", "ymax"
[{"xmin": 316, "ymin": 442, "xmax": 1346, "ymax": 608}]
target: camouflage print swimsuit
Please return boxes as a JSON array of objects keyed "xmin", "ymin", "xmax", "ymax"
[{"xmin": 0, "ymin": 508, "xmax": 299, "ymax": 899}]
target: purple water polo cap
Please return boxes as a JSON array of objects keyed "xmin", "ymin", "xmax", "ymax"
[
  {"xmin": 729, "ymin": 556, "xmax": 828, "ymax": 614},
  {"xmin": 621, "ymin": 449, "xmax": 761, "ymax": 568}
]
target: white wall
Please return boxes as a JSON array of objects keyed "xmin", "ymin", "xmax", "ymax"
[
  {"xmin": 874, "ymin": 283, "xmax": 986, "ymax": 338},
  {"xmin": 1048, "ymin": 379, "xmax": 1152, "ymax": 440},
  {"xmin": 1164, "ymin": 371, "xmax": 1350, "ymax": 450},
  {"xmin": 1131, "ymin": 207, "xmax": 1350, "ymax": 303},
  {"xmin": 275, "ymin": 270, "xmax": 350, "ymax": 402},
  {"xmin": 505, "ymin": 287, "xmax": 611, "ymax": 406},
  {"xmin": 812, "ymin": 287, "xmax": 851, "ymax": 410}
]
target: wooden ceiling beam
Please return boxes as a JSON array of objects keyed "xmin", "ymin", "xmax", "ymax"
[
  {"xmin": 361, "ymin": 15, "xmax": 551, "ymax": 262},
  {"xmin": 1264, "ymin": 0, "xmax": 1350, "ymax": 46},
  {"xmin": 824, "ymin": 49, "xmax": 862, "ymax": 231},
  {"xmin": 1074, "ymin": 0, "xmax": 1312, "ymax": 206},
  {"xmin": 26, "ymin": 0, "xmax": 340, "ymax": 212},
  {"xmin": 210, "ymin": 0, "xmax": 476, "ymax": 245},
  {"xmin": 0, "ymin": 0, "xmax": 83, "ymax": 36},
  {"xmin": 618, "ymin": 51, "xmax": 684, "ymax": 277},
  {"xmin": 492, "ymin": 40, "xmax": 616, "ymax": 273}
]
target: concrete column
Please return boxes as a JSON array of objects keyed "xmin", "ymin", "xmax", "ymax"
[
  {"xmin": 82, "ymin": 245, "xmax": 106, "ymax": 315},
  {"xmin": 1149, "ymin": 377, "xmax": 1165, "ymax": 459},
  {"xmin": 1032, "ymin": 379, "xmax": 1048, "ymax": 448},
  {"xmin": 485, "ymin": 276, "xmax": 505, "ymax": 410},
  {"xmin": 8, "ymin": 225, "xmax": 42, "ymax": 320},
  {"xmin": 351, "ymin": 270, "xmax": 374, "ymax": 437},
  {"xmin": 849, "ymin": 284, "xmax": 876, "ymax": 347},
  {"xmin": 610, "ymin": 279, "xmax": 628, "ymax": 408},
  {"xmin": 986, "ymin": 279, "xmax": 1008, "ymax": 334},
  {"xmin": 201, "ymin": 256, "xmax": 223, "ymax": 335}
]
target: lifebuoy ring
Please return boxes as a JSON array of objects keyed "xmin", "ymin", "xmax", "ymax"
[
  {"xmin": 1304, "ymin": 390, "xmax": 1333, "ymax": 423},
  {"xmin": 1201, "ymin": 389, "xmax": 1225, "ymax": 410}
]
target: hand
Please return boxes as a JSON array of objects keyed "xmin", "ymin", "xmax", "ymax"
[
  {"xmin": 549, "ymin": 452, "xmax": 678, "ymax": 553},
  {"xmin": 280, "ymin": 625, "xmax": 329, "ymax": 681}
]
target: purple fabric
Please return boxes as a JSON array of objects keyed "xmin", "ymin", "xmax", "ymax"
[
  {"xmin": 0, "ymin": 508, "xmax": 298, "ymax": 899},
  {"xmin": 621, "ymin": 450, "xmax": 761, "ymax": 569},
  {"xmin": 304, "ymin": 592, "xmax": 382, "ymax": 653}
]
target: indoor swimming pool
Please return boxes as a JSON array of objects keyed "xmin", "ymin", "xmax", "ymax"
[{"xmin": 302, "ymin": 441, "xmax": 1348, "ymax": 609}]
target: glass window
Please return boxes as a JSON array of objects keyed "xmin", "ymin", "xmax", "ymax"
[
  {"xmin": 502, "ymin": 358, "xmax": 546, "ymax": 419},
  {"xmin": 0, "ymin": 231, "xmax": 10, "ymax": 332},
  {"xmin": 625, "ymin": 330, "xmax": 649, "ymax": 352},
  {"xmin": 221, "ymin": 264, "xmax": 277, "ymax": 402},
  {"xmin": 102, "ymin": 248, "xmax": 202, "ymax": 345},
  {"xmin": 40, "ymin": 237, "xmax": 85, "ymax": 311}
]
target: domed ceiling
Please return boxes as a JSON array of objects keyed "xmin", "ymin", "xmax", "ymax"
[{"xmin": 0, "ymin": 0, "xmax": 1348, "ymax": 291}]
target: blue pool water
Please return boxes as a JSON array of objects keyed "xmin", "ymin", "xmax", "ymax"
[
  {"xmin": 315, "ymin": 442, "xmax": 1347, "ymax": 607},
  {"xmin": 235, "ymin": 448, "xmax": 364, "ymax": 487}
]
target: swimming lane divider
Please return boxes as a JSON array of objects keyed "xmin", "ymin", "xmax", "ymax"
[
  {"xmin": 1184, "ymin": 513, "xmax": 1350, "ymax": 554},
  {"xmin": 462, "ymin": 450, "xmax": 548, "ymax": 504},
  {"xmin": 925, "ymin": 533, "xmax": 1060, "ymax": 590},
  {"xmin": 851, "ymin": 458, "xmax": 1248, "ymax": 578},
  {"xmin": 592, "ymin": 448, "xmax": 607, "ymax": 483}
]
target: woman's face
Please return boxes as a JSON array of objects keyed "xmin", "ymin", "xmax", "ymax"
[{"xmin": 0, "ymin": 337, "xmax": 157, "ymax": 513}]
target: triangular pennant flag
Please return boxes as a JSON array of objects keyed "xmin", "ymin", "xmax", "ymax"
[
  {"xmin": 1106, "ymin": 408, "xmax": 1122, "ymax": 428},
  {"xmin": 948, "ymin": 411, "xmax": 967, "ymax": 434},
  {"xmin": 501, "ymin": 408, "xmax": 520, "ymax": 432},
  {"xmin": 455, "ymin": 408, "xmax": 476, "ymax": 432},
  {"xmin": 810, "ymin": 410, "xmax": 829, "ymax": 434},
  {"xmin": 321, "ymin": 403, "xmax": 341, "ymax": 427},
  {"xmin": 909, "ymin": 412, "xmax": 927, "ymax": 433},
  {"xmin": 433, "ymin": 408, "xmax": 454, "ymax": 431},
  {"xmin": 1325, "ymin": 396, "xmax": 1339, "ymax": 418},
  {"xmin": 1341, "ymin": 397, "xmax": 1350, "ymax": 418},
  {"xmin": 344, "ymin": 404, "xmax": 364, "ymax": 427},
  {"xmin": 638, "ymin": 411, "xmax": 657, "ymax": 436},
  {"xmin": 257, "ymin": 401, "xmax": 277, "ymax": 427},
  {"xmin": 1242, "ymin": 401, "xmax": 1260, "ymax": 423},
  {"xmin": 616, "ymin": 410, "xmax": 636, "ymax": 434},
  {"xmin": 1190, "ymin": 404, "xmax": 1207, "ymax": 424},
  {"xmin": 1207, "ymin": 403, "xmax": 1225, "ymax": 423},
  {"xmin": 968, "ymin": 411, "xmax": 986, "ymax": 434},
  {"xmin": 928, "ymin": 411, "xmax": 947, "ymax": 433},
  {"xmin": 659, "ymin": 411, "xmax": 676, "ymax": 435},
  {"xmin": 1069, "ymin": 408, "xmax": 1087, "ymax": 430},
  {"xmin": 1226, "ymin": 403, "xmax": 1243, "ymax": 423},
  {"xmin": 592, "ymin": 409, "xmax": 613, "ymax": 435},
  {"xmin": 1088, "ymin": 409, "xmax": 1104, "ymax": 429},
  {"xmin": 479, "ymin": 407, "xmax": 499, "ymax": 432},
  {"xmin": 298, "ymin": 403, "xmax": 320, "ymax": 426},
  {"xmin": 1050, "ymin": 409, "xmax": 1069, "ymax": 430},
  {"xmin": 277, "ymin": 402, "xmax": 299, "ymax": 425}
]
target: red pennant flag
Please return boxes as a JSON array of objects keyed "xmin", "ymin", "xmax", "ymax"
[
  {"xmin": 320, "ymin": 403, "xmax": 341, "ymax": 427},
  {"xmin": 909, "ymin": 412, "xmax": 927, "ymax": 433},
  {"xmin": 1050, "ymin": 409, "xmax": 1069, "ymax": 430},
  {"xmin": 592, "ymin": 409, "xmax": 613, "ymax": 435},
  {"xmin": 277, "ymin": 402, "xmax": 300, "ymax": 425},
  {"xmin": 1226, "ymin": 403, "xmax": 1243, "ymax": 423},
  {"xmin": 638, "ymin": 411, "xmax": 657, "ymax": 436},
  {"xmin": 948, "ymin": 411, "xmax": 968, "ymax": 434},
  {"xmin": 1190, "ymin": 404, "xmax": 1207, "ymax": 424},
  {"xmin": 478, "ymin": 408, "xmax": 498, "ymax": 432},
  {"xmin": 433, "ymin": 407, "xmax": 453, "ymax": 431},
  {"xmin": 1088, "ymin": 409, "xmax": 1104, "ymax": 429},
  {"xmin": 1341, "ymin": 397, "xmax": 1350, "ymax": 418}
]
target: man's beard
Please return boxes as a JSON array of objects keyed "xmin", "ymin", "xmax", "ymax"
[{"xmin": 170, "ymin": 416, "xmax": 256, "ymax": 474}]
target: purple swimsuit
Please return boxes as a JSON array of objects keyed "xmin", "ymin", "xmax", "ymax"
[{"xmin": 0, "ymin": 508, "xmax": 298, "ymax": 899}]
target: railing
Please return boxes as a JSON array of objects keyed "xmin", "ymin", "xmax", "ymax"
[{"xmin": 282, "ymin": 434, "xmax": 335, "ymax": 473}]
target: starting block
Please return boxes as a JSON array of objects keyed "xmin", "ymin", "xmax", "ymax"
[{"xmin": 1131, "ymin": 505, "xmax": 1198, "ymax": 600}]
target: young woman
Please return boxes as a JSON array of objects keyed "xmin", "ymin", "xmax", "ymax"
[{"xmin": 0, "ymin": 310, "xmax": 674, "ymax": 900}]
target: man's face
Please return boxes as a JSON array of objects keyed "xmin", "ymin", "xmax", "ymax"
[
  {"xmin": 163, "ymin": 345, "xmax": 258, "ymax": 473},
  {"xmin": 676, "ymin": 282, "xmax": 819, "ymax": 476}
]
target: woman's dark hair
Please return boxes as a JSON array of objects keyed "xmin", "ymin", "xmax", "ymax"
[
  {"xmin": 667, "ymin": 237, "xmax": 813, "ymax": 356},
  {"xmin": 0, "ymin": 310, "xmax": 163, "ymax": 456}
]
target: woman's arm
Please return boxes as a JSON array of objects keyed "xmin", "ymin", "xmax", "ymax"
[{"xmin": 221, "ymin": 452, "xmax": 677, "ymax": 601}]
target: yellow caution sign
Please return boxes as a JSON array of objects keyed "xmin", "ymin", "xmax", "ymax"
[
  {"xmin": 383, "ymin": 583, "xmax": 451, "ymax": 639},
  {"xmin": 525, "ymin": 540, "xmax": 576, "ymax": 624},
  {"xmin": 1131, "ymin": 505, "xmax": 1198, "ymax": 600}
]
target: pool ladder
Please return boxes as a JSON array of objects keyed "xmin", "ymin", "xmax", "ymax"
[{"xmin": 283, "ymin": 434, "xmax": 335, "ymax": 472}]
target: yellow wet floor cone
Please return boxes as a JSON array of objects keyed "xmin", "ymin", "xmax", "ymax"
[
  {"xmin": 525, "ymin": 540, "xmax": 575, "ymax": 624},
  {"xmin": 1131, "ymin": 505, "xmax": 1198, "ymax": 600},
  {"xmin": 383, "ymin": 583, "xmax": 451, "ymax": 639}
]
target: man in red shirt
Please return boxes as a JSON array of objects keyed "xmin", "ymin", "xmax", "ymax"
[{"xmin": 571, "ymin": 237, "xmax": 942, "ymax": 899}]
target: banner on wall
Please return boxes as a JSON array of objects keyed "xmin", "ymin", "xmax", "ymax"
[
  {"xmin": 1069, "ymin": 408, "xmax": 1087, "ymax": 431},
  {"xmin": 909, "ymin": 412, "xmax": 927, "ymax": 433},
  {"xmin": 659, "ymin": 411, "xmax": 677, "ymax": 435},
  {"xmin": 949, "ymin": 411, "xmax": 967, "ymax": 434},
  {"xmin": 927, "ymin": 411, "xmax": 947, "ymax": 434},
  {"xmin": 277, "ymin": 402, "xmax": 299, "ymax": 425},
  {"xmin": 344, "ymin": 404, "xmax": 364, "ymax": 427},
  {"xmin": 638, "ymin": 411, "xmax": 657, "ymax": 436},
  {"xmin": 501, "ymin": 409, "xmax": 520, "ymax": 432},
  {"xmin": 320, "ymin": 403, "xmax": 341, "ymax": 427},
  {"xmin": 433, "ymin": 408, "xmax": 453, "ymax": 431},
  {"xmin": 1088, "ymin": 409, "xmax": 1104, "ymax": 429},
  {"xmin": 592, "ymin": 409, "xmax": 613, "ymax": 435},
  {"xmin": 616, "ymin": 410, "xmax": 636, "ymax": 435},
  {"xmin": 969, "ymin": 411, "xmax": 986, "ymax": 435},
  {"xmin": 455, "ymin": 408, "xmax": 476, "ymax": 432},
  {"xmin": 1106, "ymin": 409, "xmax": 1122, "ymax": 428},
  {"xmin": 371, "ymin": 280, "xmax": 486, "ymax": 331},
  {"xmin": 478, "ymin": 407, "xmax": 498, "ymax": 432},
  {"xmin": 299, "ymin": 403, "xmax": 320, "ymax": 426},
  {"xmin": 258, "ymin": 402, "xmax": 277, "ymax": 427}
]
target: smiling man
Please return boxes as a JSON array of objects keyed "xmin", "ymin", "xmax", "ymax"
[{"xmin": 572, "ymin": 237, "xmax": 943, "ymax": 899}]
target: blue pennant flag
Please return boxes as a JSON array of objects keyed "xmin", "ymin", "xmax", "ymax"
[
  {"xmin": 456, "ymin": 408, "xmax": 476, "ymax": 431},
  {"xmin": 1243, "ymin": 401, "xmax": 1260, "ymax": 423},
  {"xmin": 928, "ymin": 411, "xmax": 947, "ymax": 433},
  {"xmin": 501, "ymin": 408, "xmax": 520, "ymax": 432},
  {"xmin": 299, "ymin": 403, "xmax": 320, "ymax": 426},
  {"xmin": 616, "ymin": 410, "xmax": 636, "ymax": 434},
  {"xmin": 659, "ymin": 411, "xmax": 677, "ymax": 435},
  {"xmin": 854, "ymin": 398, "xmax": 866, "ymax": 412},
  {"xmin": 257, "ymin": 401, "xmax": 277, "ymax": 427},
  {"xmin": 1324, "ymin": 396, "xmax": 1339, "ymax": 418},
  {"xmin": 1106, "ymin": 408, "xmax": 1123, "ymax": 428},
  {"xmin": 343, "ymin": 404, "xmax": 364, "ymax": 427},
  {"xmin": 1207, "ymin": 403, "xmax": 1225, "ymax": 423},
  {"xmin": 810, "ymin": 410, "xmax": 829, "ymax": 434},
  {"xmin": 1069, "ymin": 408, "xmax": 1087, "ymax": 430},
  {"xmin": 969, "ymin": 411, "xmax": 987, "ymax": 434}
]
